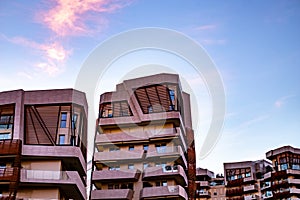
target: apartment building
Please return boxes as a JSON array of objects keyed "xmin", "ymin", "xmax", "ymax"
[
  {"xmin": 90, "ymin": 73, "xmax": 196, "ymax": 200},
  {"xmin": 262, "ymin": 145, "xmax": 300, "ymax": 199},
  {"xmin": 224, "ymin": 160, "xmax": 271, "ymax": 200},
  {"xmin": 0, "ymin": 89, "xmax": 87, "ymax": 199},
  {"xmin": 195, "ymin": 168, "xmax": 225, "ymax": 200}
]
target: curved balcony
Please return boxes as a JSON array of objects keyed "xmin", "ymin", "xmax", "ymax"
[
  {"xmin": 22, "ymin": 145, "xmax": 86, "ymax": 176},
  {"xmin": 143, "ymin": 165, "xmax": 187, "ymax": 185},
  {"xmin": 90, "ymin": 189, "xmax": 133, "ymax": 200},
  {"xmin": 20, "ymin": 169, "xmax": 86, "ymax": 200},
  {"xmin": 141, "ymin": 185, "xmax": 187, "ymax": 199},
  {"xmin": 95, "ymin": 127, "xmax": 186, "ymax": 150},
  {"xmin": 92, "ymin": 169, "xmax": 141, "ymax": 183},
  {"xmin": 94, "ymin": 149, "xmax": 145, "ymax": 164},
  {"xmin": 146, "ymin": 146, "xmax": 187, "ymax": 168}
]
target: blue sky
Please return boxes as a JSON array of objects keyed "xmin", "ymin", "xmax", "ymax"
[{"xmin": 1, "ymin": 0, "xmax": 300, "ymax": 174}]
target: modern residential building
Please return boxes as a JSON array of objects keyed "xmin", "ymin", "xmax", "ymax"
[
  {"xmin": 90, "ymin": 73, "xmax": 196, "ymax": 200},
  {"xmin": 224, "ymin": 160, "xmax": 271, "ymax": 200},
  {"xmin": 195, "ymin": 168, "xmax": 225, "ymax": 200},
  {"xmin": 0, "ymin": 89, "xmax": 87, "ymax": 199},
  {"xmin": 263, "ymin": 145, "xmax": 300, "ymax": 199}
]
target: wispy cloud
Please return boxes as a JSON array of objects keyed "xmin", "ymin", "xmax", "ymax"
[
  {"xmin": 196, "ymin": 24, "xmax": 217, "ymax": 31},
  {"xmin": 274, "ymin": 95, "xmax": 295, "ymax": 108},
  {"xmin": 41, "ymin": 0, "xmax": 131, "ymax": 36},
  {"xmin": 3, "ymin": 35, "xmax": 70, "ymax": 76},
  {"xmin": 201, "ymin": 39, "xmax": 227, "ymax": 45}
]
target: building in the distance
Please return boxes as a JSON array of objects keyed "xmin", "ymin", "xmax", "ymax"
[
  {"xmin": 0, "ymin": 89, "xmax": 87, "ymax": 199},
  {"xmin": 263, "ymin": 145, "xmax": 300, "ymax": 199},
  {"xmin": 195, "ymin": 168, "xmax": 225, "ymax": 200},
  {"xmin": 90, "ymin": 73, "xmax": 196, "ymax": 200},
  {"xmin": 224, "ymin": 160, "xmax": 271, "ymax": 200}
]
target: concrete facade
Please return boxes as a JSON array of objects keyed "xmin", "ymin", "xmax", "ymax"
[
  {"xmin": 90, "ymin": 73, "xmax": 196, "ymax": 200},
  {"xmin": 0, "ymin": 89, "xmax": 87, "ymax": 200}
]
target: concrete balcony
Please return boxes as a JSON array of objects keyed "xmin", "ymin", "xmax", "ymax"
[
  {"xmin": 244, "ymin": 176, "xmax": 255, "ymax": 183},
  {"xmin": 94, "ymin": 149, "xmax": 145, "ymax": 163},
  {"xmin": 288, "ymin": 178, "xmax": 300, "ymax": 185},
  {"xmin": 198, "ymin": 181, "xmax": 209, "ymax": 187},
  {"xmin": 263, "ymin": 172, "xmax": 272, "ymax": 180},
  {"xmin": 244, "ymin": 194, "xmax": 259, "ymax": 200},
  {"xmin": 146, "ymin": 146, "xmax": 187, "ymax": 168},
  {"xmin": 196, "ymin": 190, "xmax": 211, "ymax": 198},
  {"xmin": 95, "ymin": 127, "xmax": 187, "ymax": 150},
  {"xmin": 90, "ymin": 189, "xmax": 133, "ymax": 200},
  {"xmin": 141, "ymin": 185, "xmax": 188, "ymax": 199},
  {"xmin": 22, "ymin": 145, "xmax": 86, "ymax": 176},
  {"xmin": 91, "ymin": 189, "xmax": 133, "ymax": 200},
  {"xmin": 243, "ymin": 184, "xmax": 258, "ymax": 192},
  {"xmin": 20, "ymin": 169, "xmax": 86, "ymax": 200},
  {"xmin": 92, "ymin": 169, "xmax": 141, "ymax": 182},
  {"xmin": 143, "ymin": 165, "xmax": 187, "ymax": 185},
  {"xmin": 290, "ymin": 187, "xmax": 300, "ymax": 194},
  {"xmin": 287, "ymin": 169, "xmax": 300, "ymax": 175}
]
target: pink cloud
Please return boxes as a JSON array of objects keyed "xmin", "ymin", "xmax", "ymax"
[
  {"xmin": 5, "ymin": 36, "xmax": 70, "ymax": 76},
  {"xmin": 41, "ymin": 0, "xmax": 131, "ymax": 36}
]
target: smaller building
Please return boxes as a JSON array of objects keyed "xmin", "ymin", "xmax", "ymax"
[
  {"xmin": 195, "ymin": 168, "xmax": 225, "ymax": 200},
  {"xmin": 224, "ymin": 160, "xmax": 271, "ymax": 200},
  {"xmin": 263, "ymin": 145, "xmax": 300, "ymax": 199}
]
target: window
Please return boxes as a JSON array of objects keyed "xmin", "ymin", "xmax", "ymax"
[
  {"xmin": 70, "ymin": 135, "xmax": 76, "ymax": 146},
  {"xmin": 0, "ymin": 115, "xmax": 13, "ymax": 130},
  {"xmin": 59, "ymin": 135, "xmax": 65, "ymax": 145},
  {"xmin": 128, "ymin": 164, "xmax": 134, "ymax": 170},
  {"xmin": 245, "ymin": 172, "xmax": 251, "ymax": 177},
  {"xmin": 72, "ymin": 114, "xmax": 78, "ymax": 129},
  {"xmin": 292, "ymin": 164, "xmax": 300, "ymax": 170},
  {"xmin": 108, "ymin": 184, "xmax": 113, "ymax": 189},
  {"xmin": 0, "ymin": 133, "xmax": 11, "ymax": 140},
  {"xmin": 60, "ymin": 112, "xmax": 67, "ymax": 128},
  {"xmin": 107, "ymin": 109, "xmax": 113, "ymax": 118},
  {"xmin": 168, "ymin": 89, "xmax": 175, "ymax": 111},
  {"xmin": 109, "ymin": 146, "xmax": 120, "ymax": 151},
  {"xmin": 143, "ymin": 163, "xmax": 149, "ymax": 169},
  {"xmin": 0, "ymin": 163, "xmax": 6, "ymax": 168},
  {"xmin": 214, "ymin": 192, "xmax": 217, "ymax": 196},
  {"xmin": 162, "ymin": 180, "xmax": 167, "ymax": 186},
  {"xmin": 156, "ymin": 143, "xmax": 167, "ymax": 153},
  {"xmin": 280, "ymin": 163, "xmax": 288, "ymax": 171},
  {"xmin": 147, "ymin": 105, "xmax": 153, "ymax": 113},
  {"xmin": 143, "ymin": 144, "xmax": 148, "ymax": 152},
  {"xmin": 128, "ymin": 145, "xmax": 134, "ymax": 151},
  {"xmin": 108, "ymin": 165, "xmax": 120, "ymax": 171},
  {"xmin": 114, "ymin": 184, "xmax": 119, "ymax": 189}
]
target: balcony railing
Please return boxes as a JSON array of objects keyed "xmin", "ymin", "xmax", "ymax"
[
  {"xmin": 90, "ymin": 189, "xmax": 133, "ymax": 200},
  {"xmin": 143, "ymin": 165, "xmax": 187, "ymax": 185},
  {"xmin": 0, "ymin": 167, "xmax": 19, "ymax": 181},
  {"xmin": 141, "ymin": 185, "xmax": 188, "ymax": 199},
  {"xmin": 196, "ymin": 190, "xmax": 211, "ymax": 197},
  {"xmin": 243, "ymin": 184, "xmax": 258, "ymax": 192},
  {"xmin": 0, "ymin": 139, "xmax": 21, "ymax": 155},
  {"xmin": 20, "ymin": 169, "xmax": 86, "ymax": 200},
  {"xmin": 92, "ymin": 169, "xmax": 141, "ymax": 182},
  {"xmin": 244, "ymin": 194, "xmax": 259, "ymax": 200},
  {"xmin": 146, "ymin": 146, "xmax": 187, "ymax": 168}
]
